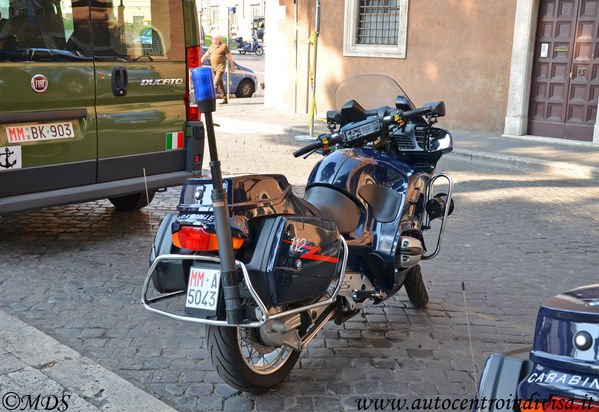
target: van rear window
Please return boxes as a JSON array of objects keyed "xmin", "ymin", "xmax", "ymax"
[
  {"xmin": 91, "ymin": 0, "xmax": 185, "ymax": 62},
  {"xmin": 0, "ymin": 0, "xmax": 185, "ymax": 62},
  {"xmin": 0, "ymin": 0, "xmax": 93, "ymax": 62}
]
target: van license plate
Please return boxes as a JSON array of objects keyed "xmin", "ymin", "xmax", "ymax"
[
  {"xmin": 6, "ymin": 122, "xmax": 75, "ymax": 143},
  {"xmin": 185, "ymin": 267, "xmax": 221, "ymax": 312}
]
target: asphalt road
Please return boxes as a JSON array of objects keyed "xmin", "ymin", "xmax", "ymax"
[{"xmin": 0, "ymin": 128, "xmax": 598, "ymax": 411}]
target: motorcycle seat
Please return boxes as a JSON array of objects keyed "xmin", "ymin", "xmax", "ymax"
[
  {"xmin": 304, "ymin": 185, "xmax": 360, "ymax": 234},
  {"xmin": 294, "ymin": 196, "xmax": 322, "ymax": 218}
]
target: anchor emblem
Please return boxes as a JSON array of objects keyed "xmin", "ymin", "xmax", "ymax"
[{"xmin": 0, "ymin": 147, "xmax": 17, "ymax": 169}]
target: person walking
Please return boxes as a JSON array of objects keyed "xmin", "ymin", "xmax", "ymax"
[{"xmin": 201, "ymin": 34, "xmax": 234, "ymax": 104}]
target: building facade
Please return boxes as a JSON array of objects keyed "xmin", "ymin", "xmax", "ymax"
[
  {"xmin": 196, "ymin": 0, "xmax": 264, "ymax": 42},
  {"xmin": 266, "ymin": 0, "xmax": 599, "ymax": 142}
]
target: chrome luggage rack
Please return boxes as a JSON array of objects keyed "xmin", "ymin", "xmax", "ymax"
[{"xmin": 141, "ymin": 237, "xmax": 348, "ymax": 328}]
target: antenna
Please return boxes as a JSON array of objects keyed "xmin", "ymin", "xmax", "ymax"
[
  {"xmin": 462, "ymin": 281, "xmax": 481, "ymax": 406},
  {"xmin": 143, "ymin": 168, "xmax": 156, "ymax": 257}
]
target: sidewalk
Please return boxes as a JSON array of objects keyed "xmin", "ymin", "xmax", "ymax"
[
  {"xmin": 0, "ymin": 309, "xmax": 174, "ymax": 412},
  {"xmin": 214, "ymin": 97, "xmax": 599, "ymax": 180}
]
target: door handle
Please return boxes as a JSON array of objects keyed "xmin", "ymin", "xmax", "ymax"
[{"xmin": 111, "ymin": 66, "xmax": 128, "ymax": 97}]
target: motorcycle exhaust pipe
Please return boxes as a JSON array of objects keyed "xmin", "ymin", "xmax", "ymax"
[{"xmin": 426, "ymin": 193, "xmax": 454, "ymax": 221}]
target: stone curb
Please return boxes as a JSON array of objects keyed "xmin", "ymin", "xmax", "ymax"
[
  {"xmin": 213, "ymin": 116, "xmax": 599, "ymax": 180},
  {"xmin": 449, "ymin": 148, "xmax": 599, "ymax": 179},
  {"xmin": 213, "ymin": 116, "xmax": 309, "ymax": 136},
  {"xmin": 0, "ymin": 309, "xmax": 175, "ymax": 412}
]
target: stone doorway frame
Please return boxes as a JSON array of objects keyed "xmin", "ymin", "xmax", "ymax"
[{"xmin": 504, "ymin": 0, "xmax": 599, "ymax": 143}]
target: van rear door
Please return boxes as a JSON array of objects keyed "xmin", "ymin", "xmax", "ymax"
[
  {"xmin": 91, "ymin": 0, "xmax": 187, "ymax": 183},
  {"xmin": 0, "ymin": 0, "xmax": 97, "ymax": 198}
]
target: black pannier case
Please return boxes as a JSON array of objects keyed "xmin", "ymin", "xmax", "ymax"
[{"xmin": 246, "ymin": 215, "xmax": 343, "ymax": 308}]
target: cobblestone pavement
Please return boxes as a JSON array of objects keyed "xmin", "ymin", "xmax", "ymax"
[{"xmin": 1, "ymin": 129, "xmax": 598, "ymax": 411}]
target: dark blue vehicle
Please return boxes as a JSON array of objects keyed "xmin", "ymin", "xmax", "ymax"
[
  {"xmin": 142, "ymin": 74, "xmax": 455, "ymax": 393},
  {"xmin": 477, "ymin": 285, "xmax": 599, "ymax": 412},
  {"xmin": 234, "ymin": 36, "xmax": 264, "ymax": 56}
]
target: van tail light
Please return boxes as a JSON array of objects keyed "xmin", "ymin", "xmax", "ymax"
[
  {"xmin": 172, "ymin": 226, "xmax": 244, "ymax": 251},
  {"xmin": 520, "ymin": 397, "xmax": 599, "ymax": 412},
  {"xmin": 186, "ymin": 45, "xmax": 203, "ymax": 122}
]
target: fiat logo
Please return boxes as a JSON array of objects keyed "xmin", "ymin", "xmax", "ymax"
[{"xmin": 31, "ymin": 74, "xmax": 48, "ymax": 93}]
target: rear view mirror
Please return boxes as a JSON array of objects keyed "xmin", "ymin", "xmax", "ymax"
[
  {"xmin": 423, "ymin": 101, "xmax": 445, "ymax": 117},
  {"xmin": 326, "ymin": 110, "xmax": 342, "ymax": 124},
  {"xmin": 395, "ymin": 95, "xmax": 411, "ymax": 111},
  {"xmin": 340, "ymin": 100, "xmax": 367, "ymax": 123}
]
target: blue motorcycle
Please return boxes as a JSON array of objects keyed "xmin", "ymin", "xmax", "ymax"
[
  {"xmin": 235, "ymin": 36, "xmax": 264, "ymax": 56},
  {"xmin": 142, "ymin": 74, "xmax": 455, "ymax": 393},
  {"xmin": 476, "ymin": 284, "xmax": 599, "ymax": 411}
]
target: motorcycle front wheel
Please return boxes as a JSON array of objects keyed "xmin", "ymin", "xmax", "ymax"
[
  {"xmin": 206, "ymin": 325, "xmax": 299, "ymax": 393},
  {"xmin": 255, "ymin": 46, "xmax": 264, "ymax": 56},
  {"xmin": 403, "ymin": 265, "xmax": 429, "ymax": 309}
]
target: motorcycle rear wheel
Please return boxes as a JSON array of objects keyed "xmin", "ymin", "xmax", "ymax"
[
  {"xmin": 206, "ymin": 325, "xmax": 299, "ymax": 393},
  {"xmin": 238, "ymin": 49, "xmax": 247, "ymax": 54}
]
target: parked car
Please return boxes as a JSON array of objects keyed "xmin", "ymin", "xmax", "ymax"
[
  {"xmin": 201, "ymin": 47, "xmax": 257, "ymax": 98},
  {"xmin": 0, "ymin": 0, "xmax": 205, "ymax": 214},
  {"xmin": 476, "ymin": 285, "xmax": 599, "ymax": 411}
]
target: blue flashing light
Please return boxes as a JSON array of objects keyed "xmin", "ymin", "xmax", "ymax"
[{"xmin": 192, "ymin": 67, "xmax": 216, "ymax": 102}]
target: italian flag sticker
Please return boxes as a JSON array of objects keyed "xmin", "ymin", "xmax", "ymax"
[{"xmin": 166, "ymin": 131, "xmax": 184, "ymax": 150}]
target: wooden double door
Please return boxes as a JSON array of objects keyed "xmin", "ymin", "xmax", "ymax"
[{"xmin": 529, "ymin": 0, "xmax": 599, "ymax": 141}]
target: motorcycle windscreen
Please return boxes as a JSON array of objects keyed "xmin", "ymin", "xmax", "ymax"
[{"xmin": 334, "ymin": 73, "xmax": 414, "ymax": 112}]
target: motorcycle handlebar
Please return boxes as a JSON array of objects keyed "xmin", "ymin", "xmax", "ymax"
[
  {"xmin": 401, "ymin": 106, "xmax": 431, "ymax": 120},
  {"xmin": 293, "ymin": 140, "xmax": 324, "ymax": 157},
  {"xmin": 293, "ymin": 133, "xmax": 342, "ymax": 157}
]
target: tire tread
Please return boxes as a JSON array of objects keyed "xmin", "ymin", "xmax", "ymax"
[
  {"xmin": 403, "ymin": 265, "xmax": 429, "ymax": 309},
  {"xmin": 206, "ymin": 325, "xmax": 299, "ymax": 394}
]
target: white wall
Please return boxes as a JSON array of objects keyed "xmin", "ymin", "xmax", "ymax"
[{"xmin": 264, "ymin": 1, "xmax": 289, "ymax": 111}]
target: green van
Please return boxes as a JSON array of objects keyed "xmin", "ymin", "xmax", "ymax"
[{"xmin": 0, "ymin": 0, "xmax": 205, "ymax": 214}]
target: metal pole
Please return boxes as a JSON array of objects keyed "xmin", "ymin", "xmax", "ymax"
[
  {"xmin": 204, "ymin": 112, "xmax": 240, "ymax": 324},
  {"xmin": 199, "ymin": 9, "xmax": 204, "ymax": 50},
  {"xmin": 294, "ymin": 0, "xmax": 298, "ymax": 113},
  {"xmin": 193, "ymin": 67, "xmax": 242, "ymax": 324},
  {"xmin": 309, "ymin": 0, "xmax": 320, "ymax": 137},
  {"xmin": 227, "ymin": 9, "xmax": 231, "ymax": 100}
]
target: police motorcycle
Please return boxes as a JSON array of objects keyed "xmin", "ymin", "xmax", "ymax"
[
  {"xmin": 234, "ymin": 36, "xmax": 264, "ymax": 56},
  {"xmin": 141, "ymin": 71, "xmax": 455, "ymax": 393},
  {"xmin": 476, "ymin": 285, "xmax": 599, "ymax": 412}
]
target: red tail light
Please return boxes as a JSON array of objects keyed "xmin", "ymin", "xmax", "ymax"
[
  {"xmin": 173, "ymin": 226, "xmax": 244, "ymax": 251},
  {"xmin": 520, "ymin": 397, "xmax": 599, "ymax": 412},
  {"xmin": 186, "ymin": 46, "xmax": 203, "ymax": 122}
]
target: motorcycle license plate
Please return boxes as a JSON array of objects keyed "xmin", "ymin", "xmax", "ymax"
[{"xmin": 184, "ymin": 267, "xmax": 221, "ymax": 317}]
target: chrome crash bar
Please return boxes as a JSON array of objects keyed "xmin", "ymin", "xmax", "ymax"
[
  {"xmin": 141, "ymin": 236, "xmax": 349, "ymax": 328},
  {"xmin": 422, "ymin": 173, "xmax": 453, "ymax": 260}
]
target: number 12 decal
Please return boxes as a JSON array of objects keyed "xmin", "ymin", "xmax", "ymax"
[
  {"xmin": 283, "ymin": 238, "xmax": 339, "ymax": 263},
  {"xmin": 289, "ymin": 237, "xmax": 307, "ymax": 254}
]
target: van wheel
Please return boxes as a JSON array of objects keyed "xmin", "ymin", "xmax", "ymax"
[
  {"xmin": 236, "ymin": 79, "xmax": 255, "ymax": 98},
  {"xmin": 108, "ymin": 191, "xmax": 155, "ymax": 211},
  {"xmin": 403, "ymin": 265, "xmax": 428, "ymax": 309}
]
